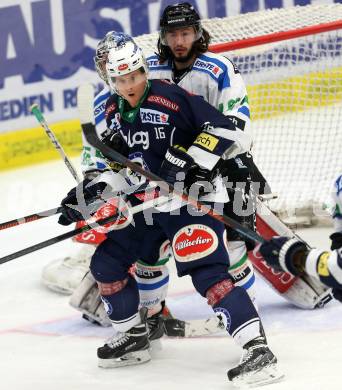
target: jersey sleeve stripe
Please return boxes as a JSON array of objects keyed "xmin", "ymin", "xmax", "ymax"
[
  {"xmin": 237, "ymin": 105, "xmax": 250, "ymax": 118},
  {"xmin": 95, "ymin": 112, "xmax": 105, "ymax": 125},
  {"xmin": 187, "ymin": 145, "xmax": 221, "ymax": 170},
  {"xmin": 94, "ymin": 91, "xmax": 111, "ymax": 108}
]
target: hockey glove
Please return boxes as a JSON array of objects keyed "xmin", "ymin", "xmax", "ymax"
[
  {"xmin": 159, "ymin": 146, "xmax": 213, "ymax": 196},
  {"xmin": 102, "ymin": 130, "xmax": 129, "ymax": 172},
  {"xmin": 58, "ymin": 178, "xmax": 108, "ymax": 226},
  {"xmin": 259, "ymin": 236, "xmax": 309, "ymax": 276},
  {"xmin": 330, "ymin": 232, "xmax": 342, "ymax": 250}
]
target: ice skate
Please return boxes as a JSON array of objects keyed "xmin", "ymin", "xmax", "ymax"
[
  {"xmin": 97, "ymin": 309, "xmax": 151, "ymax": 368},
  {"xmin": 227, "ymin": 337, "xmax": 284, "ymax": 388}
]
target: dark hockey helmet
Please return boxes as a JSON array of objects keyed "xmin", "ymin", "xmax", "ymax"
[{"xmin": 160, "ymin": 2, "xmax": 203, "ymax": 45}]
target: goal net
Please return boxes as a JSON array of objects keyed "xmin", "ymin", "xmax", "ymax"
[{"xmin": 135, "ymin": 3, "xmax": 342, "ymax": 224}]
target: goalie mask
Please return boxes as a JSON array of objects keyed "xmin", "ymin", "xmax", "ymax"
[
  {"xmin": 159, "ymin": 2, "xmax": 203, "ymax": 46},
  {"xmin": 106, "ymin": 41, "xmax": 148, "ymax": 93},
  {"xmin": 94, "ymin": 31, "xmax": 134, "ymax": 84}
]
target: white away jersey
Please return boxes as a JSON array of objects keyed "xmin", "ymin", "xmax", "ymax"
[{"xmin": 147, "ymin": 51, "xmax": 251, "ymax": 134}]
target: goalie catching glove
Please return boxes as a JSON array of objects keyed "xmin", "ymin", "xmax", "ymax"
[{"xmin": 158, "ymin": 146, "xmax": 214, "ymax": 196}]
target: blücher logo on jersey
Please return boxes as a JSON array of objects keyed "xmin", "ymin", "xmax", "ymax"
[
  {"xmin": 140, "ymin": 108, "xmax": 169, "ymax": 125},
  {"xmin": 172, "ymin": 224, "xmax": 218, "ymax": 262}
]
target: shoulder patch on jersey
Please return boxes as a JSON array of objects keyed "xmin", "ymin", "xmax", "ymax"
[{"xmin": 147, "ymin": 95, "xmax": 179, "ymax": 112}]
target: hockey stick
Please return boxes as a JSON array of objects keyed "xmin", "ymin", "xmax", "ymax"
[
  {"xmin": 78, "ymin": 84, "xmax": 264, "ymax": 245},
  {"xmin": 0, "ymin": 206, "xmax": 62, "ymax": 231},
  {"xmin": 0, "ymin": 193, "xmax": 115, "ymax": 232},
  {"xmin": 0, "ymin": 196, "xmax": 170, "ymax": 265},
  {"xmin": 30, "ymin": 104, "xmax": 81, "ymax": 183}
]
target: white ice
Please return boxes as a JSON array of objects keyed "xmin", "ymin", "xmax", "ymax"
[{"xmin": 1, "ymin": 159, "xmax": 342, "ymax": 390}]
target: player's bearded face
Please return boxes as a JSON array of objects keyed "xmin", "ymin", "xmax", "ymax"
[
  {"xmin": 113, "ymin": 70, "xmax": 147, "ymax": 107},
  {"xmin": 165, "ymin": 27, "xmax": 197, "ymax": 63}
]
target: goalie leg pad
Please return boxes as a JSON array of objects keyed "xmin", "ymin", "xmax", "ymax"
[
  {"xmin": 69, "ymin": 270, "xmax": 111, "ymax": 327},
  {"xmin": 41, "ymin": 244, "xmax": 95, "ymax": 295}
]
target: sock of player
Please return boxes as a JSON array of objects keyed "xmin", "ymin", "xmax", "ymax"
[
  {"xmin": 207, "ymin": 280, "xmax": 263, "ymax": 347},
  {"xmin": 135, "ymin": 260, "xmax": 170, "ymax": 316},
  {"xmin": 227, "ymin": 240, "xmax": 256, "ymax": 302},
  {"xmin": 98, "ymin": 275, "xmax": 141, "ymax": 332}
]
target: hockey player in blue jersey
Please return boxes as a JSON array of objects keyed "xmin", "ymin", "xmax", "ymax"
[
  {"xmin": 259, "ymin": 174, "xmax": 342, "ymax": 300},
  {"xmin": 58, "ymin": 39, "xmax": 283, "ymax": 387}
]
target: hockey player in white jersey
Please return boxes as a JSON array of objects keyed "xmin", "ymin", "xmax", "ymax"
[
  {"xmin": 259, "ymin": 174, "xmax": 342, "ymax": 300},
  {"xmin": 147, "ymin": 2, "xmax": 259, "ymax": 302},
  {"xmin": 146, "ymin": 2, "xmax": 331, "ymax": 309}
]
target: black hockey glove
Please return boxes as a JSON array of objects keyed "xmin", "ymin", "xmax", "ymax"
[
  {"xmin": 259, "ymin": 236, "xmax": 309, "ymax": 276},
  {"xmin": 158, "ymin": 146, "xmax": 213, "ymax": 196},
  {"xmin": 58, "ymin": 178, "xmax": 108, "ymax": 226},
  {"xmin": 101, "ymin": 130, "xmax": 129, "ymax": 172},
  {"xmin": 330, "ymin": 232, "xmax": 342, "ymax": 250}
]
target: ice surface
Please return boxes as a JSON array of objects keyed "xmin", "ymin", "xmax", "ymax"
[{"xmin": 1, "ymin": 159, "xmax": 341, "ymax": 390}]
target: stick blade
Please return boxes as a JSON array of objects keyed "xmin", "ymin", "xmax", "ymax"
[{"xmin": 77, "ymin": 84, "xmax": 95, "ymax": 125}]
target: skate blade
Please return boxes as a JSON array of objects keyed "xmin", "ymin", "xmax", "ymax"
[
  {"xmin": 231, "ymin": 364, "xmax": 285, "ymax": 388},
  {"xmin": 98, "ymin": 350, "xmax": 151, "ymax": 368}
]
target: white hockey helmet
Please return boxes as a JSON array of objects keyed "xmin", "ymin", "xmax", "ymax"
[
  {"xmin": 106, "ymin": 41, "xmax": 148, "ymax": 90},
  {"xmin": 94, "ymin": 31, "xmax": 134, "ymax": 84}
]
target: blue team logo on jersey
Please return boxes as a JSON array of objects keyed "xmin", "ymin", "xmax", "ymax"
[
  {"xmin": 214, "ymin": 307, "xmax": 231, "ymax": 332},
  {"xmin": 126, "ymin": 151, "xmax": 149, "ymax": 187}
]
